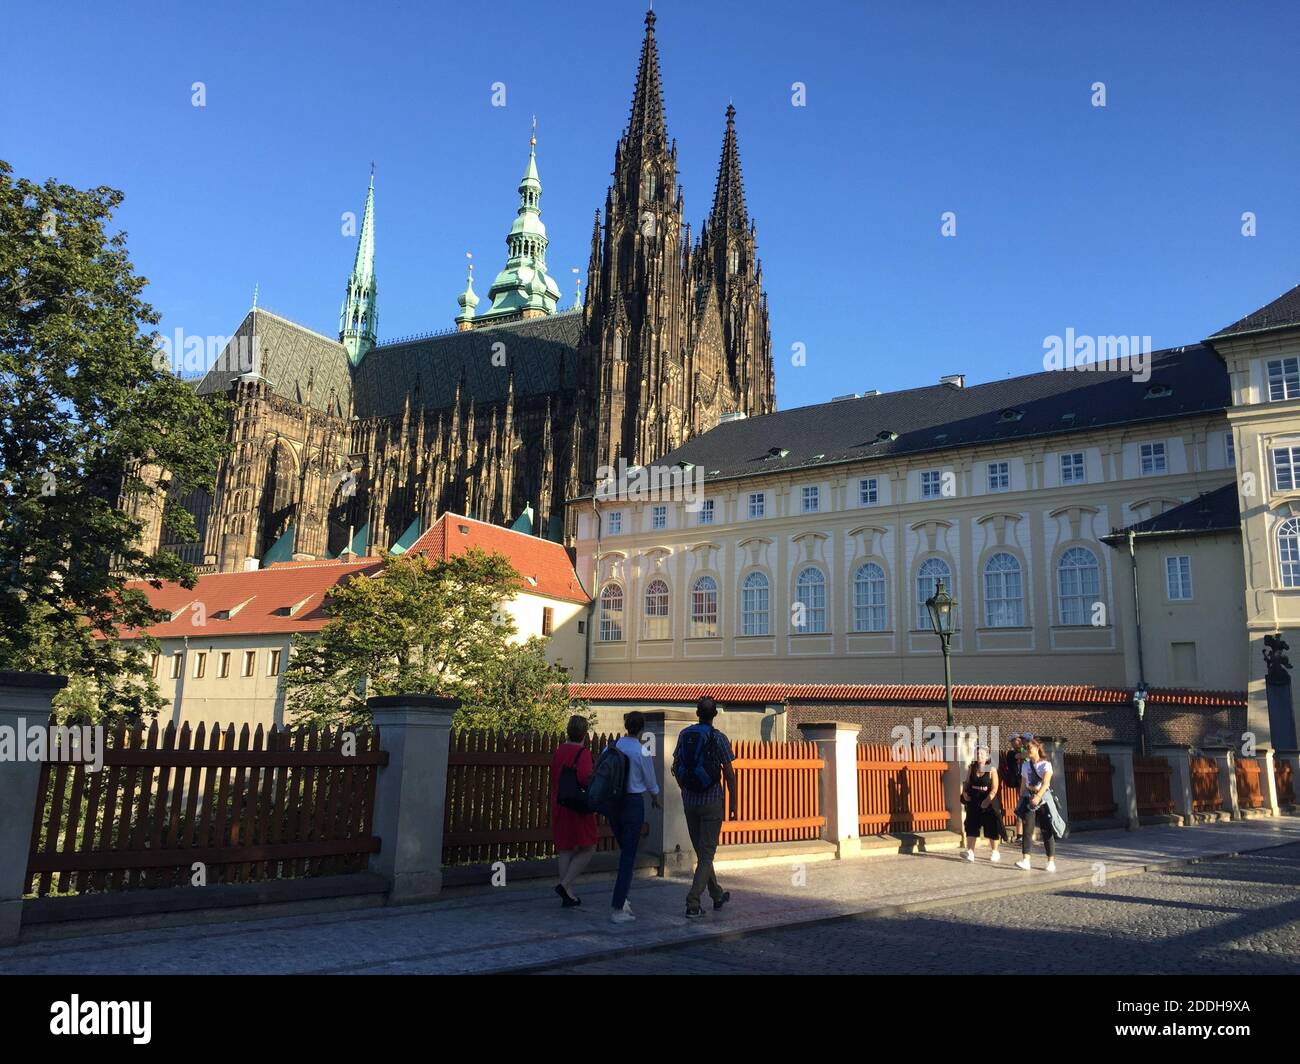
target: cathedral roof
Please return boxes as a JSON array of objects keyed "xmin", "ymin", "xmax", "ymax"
[
  {"xmin": 634, "ymin": 343, "xmax": 1230, "ymax": 485},
  {"xmin": 350, "ymin": 310, "xmax": 582, "ymax": 419},
  {"xmin": 195, "ymin": 308, "xmax": 352, "ymax": 417}
]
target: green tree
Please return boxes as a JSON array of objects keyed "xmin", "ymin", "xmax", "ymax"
[
  {"xmin": 0, "ymin": 160, "xmax": 228, "ymax": 722},
  {"xmin": 458, "ymin": 636, "xmax": 589, "ymax": 735},
  {"xmin": 285, "ymin": 549, "xmax": 574, "ymax": 729}
]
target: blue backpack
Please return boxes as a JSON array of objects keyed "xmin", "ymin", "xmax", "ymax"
[
  {"xmin": 586, "ymin": 742, "xmax": 629, "ymax": 816},
  {"xmin": 673, "ymin": 725, "xmax": 722, "ymax": 793}
]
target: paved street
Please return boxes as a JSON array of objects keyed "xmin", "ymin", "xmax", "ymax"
[
  {"xmin": 543, "ymin": 841, "xmax": 1300, "ymax": 975},
  {"xmin": 1, "ymin": 818, "xmax": 1297, "ymax": 975}
]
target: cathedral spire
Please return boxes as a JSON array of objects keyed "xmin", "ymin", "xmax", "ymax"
[
  {"xmin": 340, "ymin": 167, "xmax": 378, "ymax": 365},
  {"xmin": 455, "ymin": 254, "xmax": 479, "ymax": 331},
  {"xmin": 625, "ymin": 9, "xmax": 667, "ymax": 150},
  {"xmin": 708, "ymin": 104, "xmax": 748, "ymax": 234}
]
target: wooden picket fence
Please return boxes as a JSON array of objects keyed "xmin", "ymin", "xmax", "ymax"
[
  {"xmin": 442, "ymin": 729, "xmax": 627, "ymax": 866},
  {"xmin": 1134, "ymin": 758, "xmax": 1174, "ymax": 817},
  {"xmin": 1191, "ymin": 756, "xmax": 1222, "ymax": 812},
  {"xmin": 1277, "ymin": 759, "xmax": 1296, "ymax": 806},
  {"xmin": 855, "ymin": 744, "xmax": 949, "ymax": 834},
  {"xmin": 26, "ymin": 720, "xmax": 385, "ymax": 897},
  {"xmin": 720, "ymin": 740, "xmax": 824, "ymax": 845},
  {"xmin": 1063, "ymin": 753, "xmax": 1116, "ymax": 821},
  {"xmin": 1235, "ymin": 757, "xmax": 1265, "ymax": 809}
]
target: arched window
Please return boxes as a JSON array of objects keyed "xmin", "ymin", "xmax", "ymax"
[
  {"xmin": 983, "ymin": 553, "xmax": 1024, "ymax": 628},
  {"xmin": 599, "ymin": 584, "xmax": 624, "ymax": 642},
  {"xmin": 691, "ymin": 575, "xmax": 719, "ymax": 637},
  {"xmin": 853, "ymin": 563, "xmax": 888, "ymax": 632},
  {"xmin": 741, "ymin": 571, "xmax": 770, "ymax": 636},
  {"xmin": 643, "ymin": 579, "xmax": 669, "ymax": 640},
  {"xmin": 916, "ymin": 558, "xmax": 952, "ymax": 631},
  {"xmin": 795, "ymin": 566, "xmax": 827, "ymax": 633},
  {"xmin": 1057, "ymin": 547, "xmax": 1101, "ymax": 625},
  {"xmin": 643, "ymin": 170, "xmax": 657, "ymax": 201},
  {"xmin": 1279, "ymin": 518, "xmax": 1300, "ymax": 588}
]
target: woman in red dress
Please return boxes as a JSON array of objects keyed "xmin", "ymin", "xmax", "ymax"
[{"xmin": 551, "ymin": 715, "xmax": 598, "ymax": 907}]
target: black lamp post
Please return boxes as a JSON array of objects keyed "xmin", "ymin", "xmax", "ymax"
[{"xmin": 926, "ymin": 579, "xmax": 958, "ymax": 728}]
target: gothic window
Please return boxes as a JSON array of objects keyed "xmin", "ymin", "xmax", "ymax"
[
  {"xmin": 691, "ymin": 575, "xmax": 719, "ymax": 637},
  {"xmin": 1057, "ymin": 547, "xmax": 1101, "ymax": 625},
  {"xmin": 795, "ymin": 566, "xmax": 827, "ymax": 633},
  {"xmin": 643, "ymin": 170, "xmax": 657, "ymax": 201},
  {"xmin": 643, "ymin": 579, "xmax": 670, "ymax": 640},
  {"xmin": 983, "ymin": 552, "xmax": 1024, "ymax": 627},
  {"xmin": 728, "ymin": 248, "xmax": 740, "ymax": 275},
  {"xmin": 741, "ymin": 571, "xmax": 770, "ymax": 636},
  {"xmin": 853, "ymin": 563, "xmax": 887, "ymax": 632},
  {"xmin": 612, "ymin": 332, "xmax": 624, "ymax": 361},
  {"xmin": 599, "ymin": 584, "xmax": 624, "ymax": 642}
]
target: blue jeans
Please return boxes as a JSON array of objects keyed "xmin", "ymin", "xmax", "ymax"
[{"xmin": 610, "ymin": 792, "xmax": 645, "ymax": 910}]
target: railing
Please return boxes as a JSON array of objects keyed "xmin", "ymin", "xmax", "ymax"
[
  {"xmin": 26, "ymin": 721, "xmax": 385, "ymax": 897},
  {"xmin": 720, "ymin": 740, "xmax": 825, "ymax": 845},
  {"xmin": 441, "ymin": 729, "xmax": 624, "ymax": 866},
  {"xmin": 1235, "ymin": 757, "xmax": 1265, "ymax": 809},
  {"xmin": 855, "ymin": 744, "xmax": 949, "ymax": 834},
  {"xmin": 1063, "ymin": 754, "xmax": 1116, "ymax": 821},
  {"xmin": 1277, "ymin": 759, "xmax": 1296, "ymax": 806},
  {"xmin": 1191, "ymin": 756, "xmax": 1222, "ymax": 812},
  {"xmin": 1134, "ymin": 758, "xmax": 1174, "ymax": 817}
]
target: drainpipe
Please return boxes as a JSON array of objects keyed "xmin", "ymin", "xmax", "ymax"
[
  {"xmin": 1126, "ymin": 530, "xmax": 1149, "ymax": 756},
  {"xmin": 174, "ymin": 635, "xmax": 189, "ymax": 727}
]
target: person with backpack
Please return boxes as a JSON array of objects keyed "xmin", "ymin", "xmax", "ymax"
[
  {"xmin": 671, "ymin": 696, "xmax": 738, "ymax": 919},
  {"xmin": 1015, "ymin": 737, "xmax": 1065, "ymax": 871},
  {"xmin": 550, "ymin": 715, "xmax": 598, "ymax": 908},
  {"xmin": 960, "ymin": 746, "xmax": 1002, "ymax": 863},
  {"xmin": 1000, "ymin": 733, "xmax": 1026, "ymax": 842},
  {"xmin": 589, "ymin": 711, "xmax": 660, "ymax": 924}
]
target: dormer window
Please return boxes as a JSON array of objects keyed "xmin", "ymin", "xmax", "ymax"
[
  {"xmin": 1144, "ymin": 383, "xmax": 1173, "ymax": 399},
  {"xmin": 766, "ymin": 447, "xmax": 790, "ymax": 459},
  {"xmin": 998, "ymin": 408, "xmax": 1024, "ymax": 423},
  {"xmin": 876, "ymin": 430, "xmax": 898, "ymax": 443}
]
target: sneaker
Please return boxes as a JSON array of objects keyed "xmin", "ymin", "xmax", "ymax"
[
  {"xmin": 1015, "ymin": 857, "xmax": 1032, "ymax": 870},
  {"xmin": 989, "ymin": 851, "xmax": 1001, "ymax": 863},
  {"xmin": 1045, "ymin": 860, "xmax": 1057, "ymax": 873},
  {"xmin": 685, "ymin": 906, "xmax": 705, "ymax": 919},
  {"xmin": 609, "ymin": 910, "xmax": 636, "ymax": 924},
  {"xmin": 963, "ymin": 849, "xmax": 975, "ymax": 862},
  {"xmin": 623, "ymin": 900, "xmax": 633, "ymax": 914},
  {"xmin": 712, "ymin": 890, "xmax": 730, "ymax": 911}
]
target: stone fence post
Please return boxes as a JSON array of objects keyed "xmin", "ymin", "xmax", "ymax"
[
  {"xmin": 0, "ymin": 672, "xmax": 67, "ymax": 945},
  {"xmin": 1278, "ymin": 750, "xmax": 1300, "ymax": 807},
  {"xmin": 641, "ymin": 709, "xmax": 697, "ymax": 877},
  {"xmin": 943, "ymin": 727, "xmax": 977, "ymax": 838},
  {"xmin": 1205, "ymin": 746, "xmax": 1240, "ymax": 819},
  {"xmin": 1258, "ymin": 749, "xmax": 1280, "ymax": 817},
  {"xmin": 798, "ymin": 722, "xmax": 861, "ymax": 857},
  {"xmin": 368, "ymin": 694, "xmax": 459, "ymax": 904},
  {"xmin": 1153, "ymin": 744, "xmax": 1193, "ymax": 822},
  {"xmin": 1041, "ymin": 737, "xmax": 1070, "ymax": 826},
  {"xmin": 1095, "ymin": 741, "xmax": 1139, "ymax": 830}
]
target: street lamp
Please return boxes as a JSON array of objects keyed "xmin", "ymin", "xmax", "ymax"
[
  {"xmin": 926, "ymin": 579, "xmax": 958, "ymax": 727},
  {"xmin": 1132, "ymin": 684, "xmax": 1148, "ymax": 759}
]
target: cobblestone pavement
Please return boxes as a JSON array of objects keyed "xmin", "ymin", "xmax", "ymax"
[
  {"xmin": 1, "ymin": 818, "xmax": 1297, "ymax": 975},
  {"xmin": 544, "ymin": 842, "xmax": 1300, "ymax": 975}
]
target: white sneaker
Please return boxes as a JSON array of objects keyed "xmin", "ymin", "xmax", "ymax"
[
  {"xmin": 610, "ymin": 910, "xmax": 636, "ymax": 924},
  {"xmin": 990, "ymin": 850, "xmax": 1001, "ymax": 863},
  {"xmin": 963, "ymin": 849, "xmax": 974, "ymax": 862},
  {"xmin": 623, "ymin": 900, "xmax": 633, "ymax": 913},
  {"xmin": 1015, "ymin": 857, "xmax": 1031, "ymax": 870},
  {"xmin": 1046, "ymin": 860, "xmax": 1057, "ymax": 873}
]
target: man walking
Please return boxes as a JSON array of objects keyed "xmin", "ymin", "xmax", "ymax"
[{"xmin": 671, "ymin": 697, "xmax": 738, "ymax": 919}]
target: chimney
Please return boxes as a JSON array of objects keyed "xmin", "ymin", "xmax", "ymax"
[{"xmin": 940, "ymin": 373, "xmax": 965, "ymax": 388}]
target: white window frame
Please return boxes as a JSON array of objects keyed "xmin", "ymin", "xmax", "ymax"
[
  {"xmin": 983, "ymin": 552, "xmax": 1024, "ymax": 628},
  {"xmin": 1272, "ymin": 446, "xmax": 1300, "ymax": 492},
  {"xmin": 852, "ymin": 562, "xmax": 888, "ymax": 632},
  {"xmin": 794, "ymin": 566, "xmax": 827, "ymax": 633},
  {"xmin": 741, "ymin": 571, "xmax": 770, "ymax": 636},
  {"xmin": 859, "ymin": 477, "xmax": 879, "ymax": 506},
  {"xmin": 987, "ymin": 462, "xmax": 1010, "ymax": 493},
  {"xmin": 920, "ymin": 470, "xmax": 943, "ymax": 499},
  {"xmin": 747, "ymin": 492, "xmax": 766, "ymax": 519},
  {"xmin": 268, "ymin": 649, "xmax": 282, "ymax": 676},
  {"xmin": 1267, "ymin": 357, "xmax": 1300, "ymax": 402},
  {"xmin": 643, "ymin": 579, "xmax": 670, "ymax": 640},
  {"xmin": 698, "ymin": 499, "xmax": 714, "ymax": 525},
  {"xmin": 599, "ymin": 584, "xmax": 625, "ymax": 642},
  {"xmin": 801, "ymin": 486, "xmax": 820, "ymax": 513},
  {"xmin": 1061, "ymin": 452, "xmax": 1086, "ymax": 485},
  {"xmin": 1057, "ymin": 547, "xmax": 1101, "ymax": 626},
  {"xmin": 915, "ymin": 557, "xmax": 951, "ymax": 630},
  {"xmin": 1140, "ymin": 442, "xmax": 1167, "ymax": 476},
  {"xmin": 1165, "ymin": 555, "xmax": 1193, "ymax": 601},
  {"xmin": 607, "ymin": 511, "xmax": 623, "ymax": 535},
  {"xmin": 651, "ymin": 504, "xmax": 667, "ymax": 530},
  {"xmin": 1279, "ymin": 518, "xmax": 1300, "ymax": 588},
  {"xmin": 691, "ymin": 575, "xmax": 719, "ymax": 637}
]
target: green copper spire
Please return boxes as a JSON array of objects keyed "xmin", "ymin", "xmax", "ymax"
[
  {"xmin": 479, "ymin": 120, "xmax": 561, "ymax": 323},
  {"xmin": 455, "ymin": 257, "xmax": 480, "ymax": 329},
  {"xmin": 340, "ymin": 166, "xmax": 378, "ymax": 364}
]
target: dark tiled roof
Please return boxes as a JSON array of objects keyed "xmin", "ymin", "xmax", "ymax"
[
  {"xmin": 195, "ymin": 310, "xmax": 352, "ymax": 416},
  {"xmin": 350, "ymin": 311, "xmax": 583, "ymax": 419},
  {"xmin": 1106, "ymin": 482, "xmax": 1240, "ymax": 541},
  {"xmin": 1210, "ymin": 284, "xmax": 1300, "ymax": 339},
  {"xmin": 645, "ymin": 344, "xmax": 1229, "ymax": 484}
]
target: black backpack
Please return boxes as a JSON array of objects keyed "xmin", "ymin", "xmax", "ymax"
[
  {"xmin": 586, "ymin": 742, "xmax": 630, "ymax": 816},
  {"xmin": 555, "ymin": 744, "xmax": 590, "ymax": 813},
  {"xmin": 673, "ymin": 725, "xmax": 722, "ymax": 793}
]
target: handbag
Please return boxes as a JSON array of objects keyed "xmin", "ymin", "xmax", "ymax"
[{"xmin": 556, "ymin": 744, "xmax": 590, "ymax": 813}]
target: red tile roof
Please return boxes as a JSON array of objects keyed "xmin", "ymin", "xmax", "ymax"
[
  {"xmin": 567, "ymin": 682, "xmax": 1246, "ymax": 709},
  {"xmin": 121, "ymin": 560, "xmax": 384, "ymax": 638},
  {"xmin": 405, "ymin": 513, "xmax": 590, "ymax": 604}
]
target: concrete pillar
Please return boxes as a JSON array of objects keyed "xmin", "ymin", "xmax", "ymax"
[
  {"xmin": 798, "ymin": 722, "xmax": 861, "ymax": 857},
  {"xmin": 367, "ymin": 694, "xmax": 459, "ymax": 904},
  {"xmin": 1258, "ymin": 749, "xmax": 1280, "ymax": 817},
  {"xmin": 0, "ymin": 672, "xmax": 67, "ymax": 945},
  {"xmin": 1095, "ymin": 741, "xmax": 1140, "ymax": 830},
  {"xmin": 640, "ymin": 709, "xmax": 697, "ymax": 877},
  {"xmin": 1041, "ymin": 737, "xmax": 1070, "ymax": 826},
  {"xmin": 1205, "ymin": 746, "xmax": 1239, "ymax": 819},
  {"xmin": 943, "ymin": 727, "xmax": 977, "ymax": 837},
  {"xmin": 1153, "ymin": 744, "xmax": 1193, "ymax": 821}
]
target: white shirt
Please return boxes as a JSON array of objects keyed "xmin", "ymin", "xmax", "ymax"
[
  {"xmin": 1022, "ymin": 758, "xmax": 1052, "ymax": 792},
  {"xmin": 615, "ymin": 735, "xmax": 660, "ymax": 795}
]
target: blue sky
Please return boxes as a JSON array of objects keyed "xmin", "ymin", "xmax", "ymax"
[{"xmin": 4, "ymin": 0, "xmax": 1298, "ymax": 410}]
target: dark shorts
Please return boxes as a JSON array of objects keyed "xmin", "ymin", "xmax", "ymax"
[{"xmin": 964, "ymin": 803, "xmax": 1002, "ymax": 839}]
